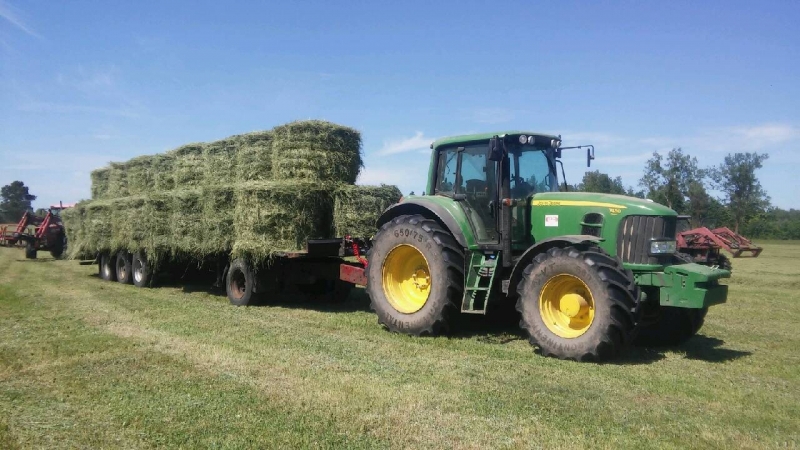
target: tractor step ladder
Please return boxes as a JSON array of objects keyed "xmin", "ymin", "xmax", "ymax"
[{"xmin": 461, "ymin": 251, "xmax": 498, "ymax": 314}]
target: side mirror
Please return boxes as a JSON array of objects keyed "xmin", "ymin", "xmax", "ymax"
[
  {"xmin": 488, "ymin": 136, "xmax": 504, "ymax": 161},
  {"xmin": 587, "ymin": 145, "xmax": 595, "ymax": 167}
]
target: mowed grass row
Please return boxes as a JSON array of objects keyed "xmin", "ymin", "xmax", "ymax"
[{"xmin": 1, "ymin": 243, "xmax": 799, "ymax": 449}]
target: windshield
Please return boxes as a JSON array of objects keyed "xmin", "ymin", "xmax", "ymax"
[{"xmin": 511, "ymin": 146, "xmax": 555, "ymax": 198}]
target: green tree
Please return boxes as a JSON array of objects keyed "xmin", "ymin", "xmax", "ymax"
[
  {"xmin": 0, "ymin": 181, "xmax": 37, "ymax": 223},
  {"xmin": 577, "ymin": 170, "xmax": 627, "ymax": 195},
  {"xmin": 639, "ymin": 148, "xmax": 703, "ymax": 213},
  {"xmin": 711, "ymin": 152, "xmax": 770, "ymax": 233}
]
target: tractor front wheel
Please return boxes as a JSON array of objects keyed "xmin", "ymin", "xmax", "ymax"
[
  {"xmin": 25, "ymin": 241, "xmax": 37, "ymax": 259},
  {"xmin": 516, "ymin": 246, "xmax": 640, "ymax": 361},
  {"xmin": 366, "ymin": 214, "xmax": 464, "ymax": 336}
]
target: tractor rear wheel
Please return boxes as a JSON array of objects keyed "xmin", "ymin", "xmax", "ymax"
[
  {"xmin": 516, "ymin": 246, "xmax": 640, "ymax": 361},
  {"xmin": 132, "ymin": 251, "xmax": 153, "ymax": 288},
  {"xmin": 116, "ymin": 252, "xmax": 132, "ymax": 284},
  {"xmin": 366, "ymin": 214, "xmax": 464, "ymax": 336},
  {"xmin": 226, "ymin": 258, "xmax": 260, "ymax": 306},
  {"xmin": 25, "ymin": 241, "xmax": 37, "ymax": 259},
  {"xmin": 100, "ymin": 253, "xmax": 116, "ymax": 281}
]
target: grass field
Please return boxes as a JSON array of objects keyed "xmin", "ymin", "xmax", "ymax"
[{"xmin": 1, "ymin": 243, "xmax": 798, "ymax": 449}]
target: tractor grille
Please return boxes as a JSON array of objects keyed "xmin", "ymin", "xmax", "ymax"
[{"xmin": 616, "ymin": 215, "xmax": 676, "ymax": 265}]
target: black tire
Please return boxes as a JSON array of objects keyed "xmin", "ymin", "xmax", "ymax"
[
  {"xmin": 516, "ymin": 246, "xmax": 640, "ymax": 361},
  {"xmin": 366, "ymin": 214, "xmax": 464, "ymax": 336},
  {"xmin": 116, "ymin": 252, "xmax": 132, "ymax": 284},
  {"xmin": 226, "ymin": 258, "xmax": 259, "ymax": 306},
  {"xmin": 635, "ymin": 306, "xmax": 708, "ymax": 346},
  {"xmin": 100, "ymin": 252, "xmax": 117, "ymax": 281},
  {"xmin": 131, "ymin": 251, "xmax": 153, "ymax": 288},
  {"xmin": 25, "ymin": 241, "xmax": 37, "ymax": 259},
  {"xmin": 49, "ymin": 231, "xmax": 66, "ymax": 259},
  {"xmin": 639, "ymin": 249, "xmax": 709, "ymax": 345}
]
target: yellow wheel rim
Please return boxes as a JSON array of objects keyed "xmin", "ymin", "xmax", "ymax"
[
  {"xmin": 382, "ymin": 244, "xmax": 431, "ymax": 314},
  {"xmin": 539, "ymin": 274, "xmax": 595, "ymax": 338}
]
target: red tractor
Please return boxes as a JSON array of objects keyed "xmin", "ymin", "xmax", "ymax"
[
  {"xmin": 1, "ymin": 203, "xmax": 73, "ymax": 259},
  {"xmin": 676, "ymin": 216, "xmax": 763, "ymax": 272}
]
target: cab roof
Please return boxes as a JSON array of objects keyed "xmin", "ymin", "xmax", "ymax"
[{"xmin": 430, "ymin": 131, "xmax": 560, "ymax": 150}]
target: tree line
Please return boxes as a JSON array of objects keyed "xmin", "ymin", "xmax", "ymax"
[{"xmin": 566, "ymin": 149, "xmax": 798, "ymax": 240}]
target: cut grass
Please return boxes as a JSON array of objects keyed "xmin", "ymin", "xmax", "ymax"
[{"xmin": 0, "ymin": 242, "xmax": 798, "ymax": 449}]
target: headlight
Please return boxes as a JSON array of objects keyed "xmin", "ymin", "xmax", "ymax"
[
  {"xmin": 519, "ymin": 135, "xmax": 528, "ymax": 144},
  {"xmin": 649, "ymin": 240, "xmax": 677, "ymax": 255}
]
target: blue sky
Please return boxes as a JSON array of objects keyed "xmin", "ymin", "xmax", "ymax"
[{"xmin": 1, "ymin": 0, "xmax": 798, "ymax": 209}]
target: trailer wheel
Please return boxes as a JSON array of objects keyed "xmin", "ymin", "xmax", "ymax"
[
  {"xmin": 366, "ymin": 214, "xmax": 464, "ymax": 336},
  {"xmin": 116, "ymin": 252, "xmax": 132, "ymax": 284},
  {"xmin": 100, "ymin": 252, "xmax": 117, "ymax": 281},
  {"xmin": 25, "ymin": 241, "xmax": 37, "ymax": 259},
  {"xmin": 132, "ymin": 251, "xmax": 153, "ymax": 288},
  {"xmin": 635, "ymin": 306, "xmax": 708, "ymax": 346},
  {"xmin": 516, "ymin": 246, "xmax": 640, "ymax": 361},
  {"xmin": 226, "ymin": 258, "xmax": 259, "ymax": 306}
]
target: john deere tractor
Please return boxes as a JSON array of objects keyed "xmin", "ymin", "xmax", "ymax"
[{"xmin": 366, "ymin": 131, "xmax": 729, "ymax": 361}]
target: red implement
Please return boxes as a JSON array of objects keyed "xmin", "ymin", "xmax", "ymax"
[{"xmin": 677, "ymin": 226, "xmax": 763, "ymax": 258}]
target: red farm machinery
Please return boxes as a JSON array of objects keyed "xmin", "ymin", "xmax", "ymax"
[
  {"xmin": 0, "ymin": 203, "xmax": 73, "ymax": 259},
  {"xmin": 676, "ymin": 216, "xmax": 763, "ymax": 272}
]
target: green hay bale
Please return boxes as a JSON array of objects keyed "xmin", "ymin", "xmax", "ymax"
[
  {"xmin": 203, "ymin": 138, "xmax": 238, "ymax": 186},
  {"xmin": 236, "ymin": 131, "xmax": 273, "ymax": 181},
  {"xmin": 62, "ymin": 203, "xmax": 90, "ymax": 259},
  {"xmin": 139, "ymin": 193, "xmax": 173, "ymax": 261},
  {"xmin": 169, "ymin": 189, "xmax": 206, "ymax": 258},
  {"xmin": 333, "ymin": 184, "xmax": 402, "ymax": 238},
  {"xmin": 90, "ymin": 168, "xmax": 110, "ymax": 199},
  {"xmin": 126, "ymin": 156, "xmax": 155, "ymax": 195},
  {"xmin": 84, "ymin": 200, "xmax": 114, "ymax": 253},
  {"xmin": 105, "ymin": 163, "xmax": 129, "ymax": 198},
  {"xmin": 170, "ymin": 143, "xmax": 206, "ymax": 188},
  {"xmin": 152, "ymin": 154, "xmax": 176, "ymax": 191},
  {"xmin": 271, "ymin": 120, "xmax": 362, "ymax": 183},
  {"xmin": 232, "ymin": 181, "xmax": 334, "ymax": 262},
  {"xmin": 202, "ymin": 185, "xmax": 236, "ymax": 255}
]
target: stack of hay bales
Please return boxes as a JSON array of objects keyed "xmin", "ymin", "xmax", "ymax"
[{"xmin": 62, "ymin": 120, "xmax": 402, "ymax": 263}]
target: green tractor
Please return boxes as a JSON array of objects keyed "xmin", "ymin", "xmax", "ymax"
[{"xmin": 366, "ymin": 131, "xmax": 729, "ymax": 361}]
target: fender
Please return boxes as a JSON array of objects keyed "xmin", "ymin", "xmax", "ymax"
[
  {"xmin": 376, "ymin": 198, "xmax": 474, "ymax": 249},
  {"xmin": 505, "ymin": 235, "xmax": 603, "ymax": 297}
]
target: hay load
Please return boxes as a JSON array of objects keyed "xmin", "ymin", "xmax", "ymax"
[
  {"xmin": 271, "ymin": 120, "xmax": 362, "ymax": 183},
  {"xmin": 64, "ymin": 120, "xmax": 401, "ymax": 263},
  {"xmin": 334, "ymin": 185, "xmax": 402, "ymax": 238}
]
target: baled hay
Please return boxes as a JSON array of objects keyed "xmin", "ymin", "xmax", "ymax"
[
  {"xmin": 235, "ymin": 131, "xmax": 273, "ymax": 181},
  {"xmin": 202, "ymin": 185, "xmax": 236, "ymax": 255},
  {"xmin": 333, "ymin": 184, "xmax": 402, "ymax": 238},
  {"xmin": 170, "ymin": 143, "xmax": 206, "ymax": 188},
  {"xmin": 272, "ymin": 120, "xmax": 362, "ymax": 183},
  {"xmin": 104, "ymin": 163, "xmax": 129, "ymax": 199},
  {"xmin": 90, "ymin": 168, "xmax": 110, "ymax": 200},
  {"xmin": 203, "ymin": 138, "xmax": 238, "ymax": 186},
  {"xmin": 62, "ymin": 203, "xmax": 90, "ymax": 259},
  {"xmin": 152, "ymin": 154, "xmax": 176, "ymax": 191},
  {"xmin": 125, "ymin": 156, "xmax": 155, "ymax": 195},
  {"xmin": 232, "ymin": 181, "xmax": 334, "ymax": 262},
  {"xmin": 169, "ymin": 189, "xmax": 207, "ymax": 258}
]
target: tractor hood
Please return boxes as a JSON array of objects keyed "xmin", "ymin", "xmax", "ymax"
[{"xmin": 530, "ymin": 192, "xmax": 677, "ymax": 217}]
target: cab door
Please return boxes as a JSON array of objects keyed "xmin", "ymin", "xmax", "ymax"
[{"xmin": 435, "ymin": 144, "xmax": 498, "ymax": 244}]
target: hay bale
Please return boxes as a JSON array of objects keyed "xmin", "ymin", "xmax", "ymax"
[
  {"xmin": 236, "ymin": 131, "xmax": 273, "ymax": 182},
  {"xmin": 334, "ymin": 185, "xmax": 402, "ymax": 238},
  {"xmin": 202, "ymin": 185, "xmax": 236, "ymax": 255},
  {"xmin": 232, "ymin": 181, "xmax": 333, "ymax": 262},
  {"xmin": 104, "ymin": 163, "xmax": 129, "ymax": 198},
  {"xmin": 272, "ymin": 120, "xmax": 362, "ymax": 183},
  {"xmin": 169, "ymin": 189, "xmax": 206, "ymax": 258},
  {"xmin": 90, "ymin": 168, "xmax": 110, "ymax": 199},
  {"xmin": 126, "ymin": 156, "xmax": 155, "ymax": 195},
  {"xmin": 84, "ymin": 200, "xmax": 114, "ymax": 253},
  {"xmin": 170, "ymin": 143, "xmax": 205, "ymax": 188},
  {"xmin": 204, "ymin": 138, "xmax": 238, "ymax": 186},
  {"xmin": 62, "ymin": 203, "xmax": 90, "ymax": 259},
  {"xmin": 152, "ymin": 154, "xmax": 176, "ymax": 191}
]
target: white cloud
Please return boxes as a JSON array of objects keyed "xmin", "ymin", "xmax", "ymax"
[
  {"xmin": 378, "ymin": 131, "xmax": 435, "ymax": 156},
  {"xmin": 0, "ymin": 1, "xmax": 41, "ymax": 38}
]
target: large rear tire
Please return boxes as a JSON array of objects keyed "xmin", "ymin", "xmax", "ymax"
[
  {"xmin": 516, "ymin": 246, "xmax": 640, "ymax": 361},
  {"xmin": 366, "ymin": 215, "xmax": 464, "ymax": 336},
  {"xmin": 100, "ymin": 252, "xmax": 117, "ymax": 281},
  {"xmin": 116, "ymin": 252, "xmax": 132, "ymax": 284}
]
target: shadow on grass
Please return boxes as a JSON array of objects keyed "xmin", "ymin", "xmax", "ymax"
[{"xmin": 674, "ymin": 335, "xmax": 752, "ymax": 362}]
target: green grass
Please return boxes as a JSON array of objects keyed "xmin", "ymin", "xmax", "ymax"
[{"xmin": 1, "ymin": 243, "xmax": 798, "ymax": 449}]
